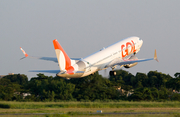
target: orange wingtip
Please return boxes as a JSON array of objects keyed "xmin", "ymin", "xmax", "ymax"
[{"xmin": 20, "ymin": 47, "xmax": 28, "ymax": 57}]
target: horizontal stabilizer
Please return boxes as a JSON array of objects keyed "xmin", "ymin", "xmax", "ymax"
[
  {"xmin": 36, "ymin": 57, "xmax": 58, "ymax": 63},
  {"xmin": 37, "ymin": 57, "xmax": 81, "ymax": 63},
  {"xmin": 29, "ymin": 70, "xmax": 60, "ymax": 74}
]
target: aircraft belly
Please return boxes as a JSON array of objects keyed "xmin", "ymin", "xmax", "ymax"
[
  {"xmin": 82, "ymin": 67, "xmax": 97, "ymax": 77},
  {"xmin": 57, "ymin": 73, "xmax": 84, "ymax": 78}
]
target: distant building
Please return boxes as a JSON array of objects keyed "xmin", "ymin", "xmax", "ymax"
[
  {"xmin": 116, "ymin": 86, "xmax": 134, "ymax": 97},
  {"xmin": 8, "ymin": 73, "xmax": 14, "ymax": 75},
  {"xmin": 22, "ymin": 93, "xmax": 31, "ymax": 99},
  {"xmin": 0, "ymin": 75, "xmax": 5, "ymax": 78},
  {"xmin": 0, "ymin": 73, "xmax": 14, "ymax": 78}
]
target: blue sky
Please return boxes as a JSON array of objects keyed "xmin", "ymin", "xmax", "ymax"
[{"xmin": 1, "ymin": 0, "xmax": 180, "ymax": 79}]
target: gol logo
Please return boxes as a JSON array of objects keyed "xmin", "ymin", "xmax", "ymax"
[{"xmin": 121, "ymin": 40, "xmax": 136, "ymax": 58}]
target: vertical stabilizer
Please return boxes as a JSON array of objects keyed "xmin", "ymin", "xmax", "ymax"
[{"xmin": 53, "ymin": 39, "xmax": 71, "ymax": 71}]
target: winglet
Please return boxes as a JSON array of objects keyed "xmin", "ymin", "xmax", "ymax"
[
  {"xmin": 20, "ymin": 47, "xmax": 29, "ymax": 57},
  {"xmin": 154, "ymin": 49, "xmax": 159, "ymax": 62}
]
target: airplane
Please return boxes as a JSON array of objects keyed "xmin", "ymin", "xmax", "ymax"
[{"xmin": 20, "ymin": 36, "xmax": 158, "ymax": 79}]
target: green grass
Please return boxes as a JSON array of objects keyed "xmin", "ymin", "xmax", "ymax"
[
  {"xmin": 0, "ymin": 101, "xmax": 180, "ymax": 117},
  {"xmin": 0, "ymin": 101, "xmax": 180, "ymax": 109},
  {"xmin": 0, "ymin": 113, "xmax": 180, "ymax": 117}
]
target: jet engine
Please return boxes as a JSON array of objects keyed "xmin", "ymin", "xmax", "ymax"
[{"xmin": 124, "ymin": 55, "xmax": 138, "ymax": 68}]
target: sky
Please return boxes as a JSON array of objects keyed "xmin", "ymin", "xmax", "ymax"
[{"xmin": 1, "ymin": 0, "xmax": 180, "ymax": 79}]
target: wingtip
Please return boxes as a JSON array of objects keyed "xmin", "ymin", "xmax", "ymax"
[
  {"xmin": 20, "ymin": 47, "xmax": 29, "ymax": 57},
  {"xmin": 154, "ymin": 49, "xmax": 159, "ymax": 62}
]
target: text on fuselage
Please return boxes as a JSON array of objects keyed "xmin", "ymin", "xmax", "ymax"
[{"xmin": 121, "ymin": 40, "xmax": 136, "ymax": 58}]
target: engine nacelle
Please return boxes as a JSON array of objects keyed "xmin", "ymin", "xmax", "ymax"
[
  {"xmin": 124, "ymin": 62, "xmax": 138, "ymax": 68},
  {"xmin": 124, "ymin": 55, "xmax": 138, "ymax": 69}
]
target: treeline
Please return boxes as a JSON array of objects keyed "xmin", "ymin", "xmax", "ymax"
[{"xmin": 0, "ymin": 70, "xmax": 180, "ymax": 101}]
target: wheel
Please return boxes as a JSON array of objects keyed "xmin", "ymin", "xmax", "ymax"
[{"xmin": 109, "ymin": 71, "xmax": 116, "ymax": 76}]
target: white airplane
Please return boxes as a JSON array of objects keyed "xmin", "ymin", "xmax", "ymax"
[{"xmin": 20, "ymin": 36, "xmax": 158, "ymax": 79}]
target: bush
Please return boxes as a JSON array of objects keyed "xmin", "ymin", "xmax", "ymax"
[{"xmin": 171, "ymin": 93, "xmax": 180, "ymax": 101}]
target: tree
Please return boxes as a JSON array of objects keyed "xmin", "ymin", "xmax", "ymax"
[
  {"xmin": 171, "ymin": 93, "xmax": 180, "ymax": 101},
  {"xmin": 174, "ymin": 72, "xmax": 180, "ymax": 78},
  {"xmin": 148, "ymin": 76, "xmax": 157, "ymax": 88},
  {"xmin": 147, "ymin": 71, "xmax": 172, "ymax": 89},
  {"xmin": 135, "ymin": 72, "xmax": 148, "ymax": 88},
  {"xmin": 26, "ymin": 74, "xmax": 75, "ymax": 101},
  {"xmin": 0, "ymin": 78, "xmax": 21, "ymax": 100},
  {"xmin": 50, "ymin": 78, "xmax": 75, "ymax": 100},
  {"xmin": 150, "ymin": 87, "xmax": 159, "ymax": 100},
  {"xmin": 166, "ymin": 78, "xmax": 180, "ymax": 91},
  {"xmin": 129, "ymin": 87, "xmax": 153, "ymax": 101},
  {"xmin": 3, "ymin": 74, "xmax": 28, "ymax": 86},
  {"xmin": 158, "ymin": 87, "xmax": 171, "ymax": 100},
  {"xmin": 72, "ymin": 72, "xmax": 118, "ymax": 101}
]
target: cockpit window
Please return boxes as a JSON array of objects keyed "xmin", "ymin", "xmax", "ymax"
[{"xmin": 139, "ymin": 38, "xmax": 142, "ymax": 41}]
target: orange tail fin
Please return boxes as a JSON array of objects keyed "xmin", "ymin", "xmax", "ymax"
[{"xmin": 53, "ymin": 39, "xmax": 72, "ymax": 71}]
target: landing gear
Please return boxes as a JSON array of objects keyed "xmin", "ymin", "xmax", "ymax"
[
  {"xmin": 109, "ymin": 67, "xmax": 116, "ymax": 76},
  {"xmin": 109, "ymin": 71, "xmax": 116, "ymax": 76}
]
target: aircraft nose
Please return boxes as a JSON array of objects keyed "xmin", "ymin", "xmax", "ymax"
[
  {"xmin": 140, "ymin": 39, "xmax": 143, "ymax": 47},
  {"xmin": 141, "ymin": 40, "xmax": 143, "ymax": 44}
]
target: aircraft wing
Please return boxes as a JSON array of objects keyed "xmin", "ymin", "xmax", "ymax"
[
  {"xmin": 117, "ymin": 58, "xmax": 154, "ymax": 66},
  {"xmin": 29, "ymin": 70, "xmax": 60, "ymax": 73},
  {"xmin": 110, "ymin": 50, "xmax": 158, "ymax": 67},
  {"xmin": 20, "ymin": 47, "xmax": 80, "ymax": 63}
]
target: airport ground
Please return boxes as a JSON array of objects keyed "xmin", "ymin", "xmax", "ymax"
[{"xmin": 0, "ymin": 101, "xmax": 180, "ymax": 117}]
